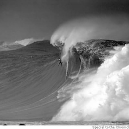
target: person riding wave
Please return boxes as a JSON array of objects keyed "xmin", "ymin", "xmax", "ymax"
[{"xmin": 58, "ymin": 58, "xmax": 63, "ymax": 66}]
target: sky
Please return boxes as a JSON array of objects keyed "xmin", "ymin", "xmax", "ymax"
[{"xmin": 0, "ymin": 0, "xmax": 129, "ymax": 42}]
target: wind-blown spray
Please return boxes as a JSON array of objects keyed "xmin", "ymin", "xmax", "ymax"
[{"xmin": 51, "ymin": 16, "xmax": 129, "ymax": 63}]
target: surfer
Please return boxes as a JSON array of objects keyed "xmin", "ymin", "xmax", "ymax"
[{"xmin": 58, "ymin": 58, "xmax": 63, "ymax": 66}]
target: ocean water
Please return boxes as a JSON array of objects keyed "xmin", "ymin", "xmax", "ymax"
[
  {"xmin": 51, "ymin": 43, "xmax": 129, "ymax": 121},
  {"xmin": 1, "ymin": 39, "xmax": 129, "ymax": 123},
  {"xmin": 0, "ymin": 40, "xmax": 82, "ymax": 122}
]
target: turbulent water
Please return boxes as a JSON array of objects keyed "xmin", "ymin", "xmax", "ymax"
[
  {"xmin": 51, "ymin": 40, "xmax": 129, "ymax": 121},
  {"xmin": 0, "ymin": 39, "xmax": 129, "ymax": 122}
]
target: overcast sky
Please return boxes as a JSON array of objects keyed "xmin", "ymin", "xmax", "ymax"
[{"xmin": 0, "ymin": 0, "xmax": 129, "ymax": 42}]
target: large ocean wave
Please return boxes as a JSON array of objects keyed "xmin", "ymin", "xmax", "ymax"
[{"xmin": 0, "ymin": 39, "xmax": 129, "ymax": 123}]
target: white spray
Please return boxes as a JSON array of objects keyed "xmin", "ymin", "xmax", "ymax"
[
  {"xmin": 50, "ymin": 15, "xmax": 129, "ymax": 121},
  {"xmin": 51, "ymin": 16, "xmax": 129, "ymax": 63},
  {"xmin": 52, "ymin": 44, "xmax": 129, "ymax": 121}
]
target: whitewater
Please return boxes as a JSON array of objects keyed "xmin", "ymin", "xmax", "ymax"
[
  {"xmin": 52, "ymin": 44, "xmax": 129, "ymax": 121},
  {"xmin": 50, "ymin": 16, "xmax": 129, "ymax": 121}
]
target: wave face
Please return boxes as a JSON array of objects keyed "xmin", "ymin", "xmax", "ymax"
[{"xmin": 0, "ymin": 40, "xmax": 81, "ymax": 122}]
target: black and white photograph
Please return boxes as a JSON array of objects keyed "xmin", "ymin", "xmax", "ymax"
[{"xmin": 0, "ymin": 0, "xmax": 129, "ymax": 126}]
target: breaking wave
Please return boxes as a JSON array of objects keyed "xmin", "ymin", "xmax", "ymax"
[
  {"xmin": 52, "ymin": 44, "xmax": 129, "ymax": 121},
  {"xmin": 0, "ymin": 39, "xmax": 129, "ymax": 122}
]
